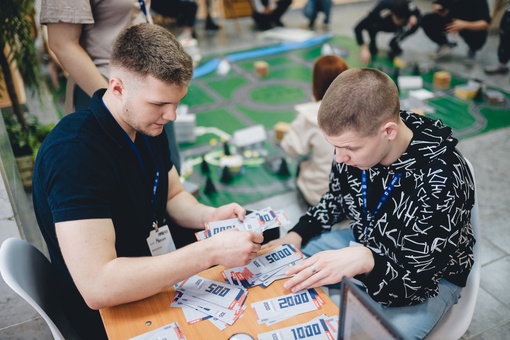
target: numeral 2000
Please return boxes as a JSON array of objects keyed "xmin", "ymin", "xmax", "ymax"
[{"xmin": 278, "ymin": 292, "xmax": 309, "ymax": 309}]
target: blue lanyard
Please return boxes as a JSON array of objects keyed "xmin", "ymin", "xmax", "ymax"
[
  {"xmin": 361, "ymin": 170, "xmax": 401, "ymax": 246},
  {"xmin": 137, "ymin": 0, "xmax": 150, "ymax": 23},
  {"xmin": 123, "ymin": 133, "xmax": 160, "ymax": 230}
]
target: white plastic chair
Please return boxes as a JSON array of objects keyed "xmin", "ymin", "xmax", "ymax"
[
  {"xmin": 0, "ymin": 237, "xmax": 79, "ymax": 340},
  {"xmin": 427, "ymin": 158, "xmax": 481, "ymax": 340}
]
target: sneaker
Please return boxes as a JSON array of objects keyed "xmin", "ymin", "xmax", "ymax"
[
  {"xmin": 484, "ymin": 64, "xmax": 509, "ymax": 75},
  {"xmin": 463, "ymin": 50, "xmax": 476, "ymax": 66},
  {"xmin": 205, "ymin": 16, "xmax": 220, "ymax": 31},
  {"xmin": 389, "ymin": 39, "xmax": 403, "ymax": 56},
  {"xmin": 432, "ymin": 44, "xmax": 453, "ymax": 59}
]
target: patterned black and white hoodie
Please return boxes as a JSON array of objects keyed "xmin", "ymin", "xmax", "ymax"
[{"xmin": 290, "ymin": 111, "xmax": 476, "ymax": 307}]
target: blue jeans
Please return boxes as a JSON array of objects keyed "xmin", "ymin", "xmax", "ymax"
[
  {"xmin": 303, "ymin": 0, "xmax": 332, "ymax": 25},
  {"xmin": 301, "ymin": 229, "xmax": 463, "ymax": 339}
]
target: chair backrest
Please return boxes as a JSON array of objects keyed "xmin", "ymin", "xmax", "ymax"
[
  {"xmin": 427, "ymin": 158, "xmax": 481, "ymax": 339},
  {"xmin": 0, "ymin": 237, "xmax": 78, "ymax": 340}
]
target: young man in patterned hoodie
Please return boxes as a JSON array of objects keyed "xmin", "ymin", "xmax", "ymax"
[{"xmin": 264, "ymin": 68, "xmax": 476, "ymax": 339}]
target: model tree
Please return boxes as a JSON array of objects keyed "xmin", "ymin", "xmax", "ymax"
[
  {"xmin": 220, "ymin": 166, "xmax": 233, "ymax": 184},
  {"xmin": 412, "ymin": 63, "xmax": 421, "ymax": 76},
  {"xmin": 474, "ymin": 86, "xmax": 484, "ymax": 102},
  {"xmin": 277, "ymin": 158, "xmax": 290, "ymax": 177},
  {"xmin": 200, "ymin": 156, "xmax": 210, "ymax": 174},
  {"xmin": 223, "ymin": 140, "xmax": 231, "ymax": 156},
  {"xmin": 204, "ymin": 176, "xmax": 217, "ymax": 195}
]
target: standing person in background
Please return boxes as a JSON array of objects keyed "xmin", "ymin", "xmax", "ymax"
[
  {"xmin": 32, "ymin": 24, "xmax": 264, "ymax": 339},
  {"xmin": 484, "ymin": 0, "xmax": 510, "ymax": 75},
  {"xmin": 251, "ymin": 0, "xmax": 292, "ymax": 31},
  {"xmin": 40, "ymin": 0, "xmax": 182, "ymax": 172},
  {"xmin": 421, "ymin": 0, "xmax": 491, "ymax": 65},
  {"xmin": 354, "ymin": 0, "xmax": 421, "ymax": 64},
  {"xmin": 280, "ymin": 55, "xmax": 348, "ymax": 206},
  {"xmin": 205, "ymin": 0, "xmax": 221, "ymax": 30}
]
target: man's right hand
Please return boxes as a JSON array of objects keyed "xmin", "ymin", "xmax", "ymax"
[{"xmin": 209, "ymin": 229, "xmax": 264, "ymax": 268}]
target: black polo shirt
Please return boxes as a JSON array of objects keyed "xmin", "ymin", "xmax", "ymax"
[{"xmin": 32, "ymin": 89, "xmax": 173, "ymax": 338}]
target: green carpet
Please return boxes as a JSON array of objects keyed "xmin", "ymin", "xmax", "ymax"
[{"xmin": 180, "ymin": 35, "xmax": 510, "ymax": 207}]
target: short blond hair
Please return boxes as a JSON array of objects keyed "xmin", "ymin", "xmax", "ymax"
[
  {"xmin": 110, "ymin": 23, "xmax": 193, "ymax": 87},
  {"xmin": 318, "ymin": 68, "xmax": 400, "ymax": 137}
]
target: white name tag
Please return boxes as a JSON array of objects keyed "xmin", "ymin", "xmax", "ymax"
[{"xmin": 146, "ymin": 225, "xmax": 176, "ymax": 256}]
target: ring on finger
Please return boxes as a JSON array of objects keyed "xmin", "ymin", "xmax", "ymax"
[{"xmin": 309, "ymin": 265, "xmax": 317, "ymax": 274}]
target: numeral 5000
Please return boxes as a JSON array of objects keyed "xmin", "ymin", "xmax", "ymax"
[{"xmin": 265, "ymin": 247, "xmax": 292, "ymax": 264}]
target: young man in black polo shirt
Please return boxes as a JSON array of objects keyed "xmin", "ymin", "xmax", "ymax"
[{"xmin": 33, "ymin": 24, "xmax": 263, "ymax": 339}]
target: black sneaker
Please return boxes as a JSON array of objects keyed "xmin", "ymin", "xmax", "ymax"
[
  {"xmin": 484, "ymin": 64, "xmax": 509, "ymax": 75},
  {"xmin": 205, "ymin": 16, "xmax": 220, "ymax": 30},
  {"xmin": 389, "ymin": 39, "xmax": 403, "ymax": 56}
]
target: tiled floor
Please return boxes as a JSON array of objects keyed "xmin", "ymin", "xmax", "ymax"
[{"xmin": 1, "ymin": 0, "xmax": 510, "ymax": 338}]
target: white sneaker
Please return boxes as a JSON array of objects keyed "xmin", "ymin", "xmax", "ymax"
[{"xmin": 432, "ymin": 45, "xmax": 452, "ymax": 59}]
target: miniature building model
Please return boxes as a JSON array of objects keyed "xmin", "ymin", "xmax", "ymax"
[
  {"xmin": 454, "ymin": 81, "xmax": 480, "ymax": 100},
  {"xmin": 174, "ymin": 113, "xmax": 196, "ymax": 143},
  {"xmin": 254, "ymin": 61, "xmax": 269, "ymax": 77},
  {"xmin": 433, "ymin": 71, "xmax": 451, "ymax": 89},
  {"xmin": 231, "ymin": 124, "xmax": 267, "ymax": 156},
  {"xmin": 274, "ymin": 122, "xmax": 290, "ymax": 142},
  {"xmin": 398, "ymin": 76, "xmax": 423, "ymax": 90},
  {"xmin": 408, "ymin": 89, "xmax": 434, "ymax": 108}
]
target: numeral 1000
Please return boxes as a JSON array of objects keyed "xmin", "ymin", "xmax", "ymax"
[
  {"xmin": 278, "ymin": 291, "xmax": 309, "ymax": 309},
  {"xmin": 291, "ymin": 323, "xmax": 322, "ymax": 339},
  {"xmin": 265, "ymin": 247, "xmax": 292, "ymax": 264}
]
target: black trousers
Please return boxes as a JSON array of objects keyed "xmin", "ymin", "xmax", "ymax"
[
  {"xmin": 421, "ymin": 13, "xmax": 488, "ymax": 52},
  {"xmin": 497, "ymin": 9, "xmax": 510, "ymax": 64},
  {"xmin": 252, "ymin": 0, "xmax": 292, "ymax": 30},
  {"xmin": 152, "ymin": 0, "xmax": 198, "ymax": 27},
  {"xmin": 363, "ymin": 16, "xmax": 419, "ymax": 53}
]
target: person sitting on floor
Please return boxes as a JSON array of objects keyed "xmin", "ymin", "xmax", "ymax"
[
  {"xmin": 354, "ymin": 0, "xmax": 421, "ymax": 64},
  {"xmin": 280, "ymin": 55, "xmax": 349, "ymax": 206},
  {"xmin": 303, "ymin": 0, "xmax": 333, "ymax": 30},
  {"xmin": 421, "ymin": 0, "xmax": 491, "ymax": 66},
  {"xmin": 251, "ymin": 0, "xmax": 292, "ymax": 31}
]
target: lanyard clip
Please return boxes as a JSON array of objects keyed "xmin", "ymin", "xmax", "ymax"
[{"xmin": 152, "ymin": 221, "xmax": 159, "ymax": 233}]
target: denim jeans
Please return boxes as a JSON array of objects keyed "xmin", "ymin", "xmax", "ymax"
[{"xmin": 301, "ymin": 229, "xmax": 463, "ymax": 339}]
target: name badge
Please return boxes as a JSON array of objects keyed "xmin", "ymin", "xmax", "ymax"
[{"xmin": 146, "ymin": 225, "xmax": 177, "ymax": 256}]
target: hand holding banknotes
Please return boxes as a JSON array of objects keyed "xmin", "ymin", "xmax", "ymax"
[
  {"xmin": 208, "ymin": 229, "xmax": 264, "ymax": 268},
  {"xmin": 283, "ymin": 247, "xmax": 374, "ymax": 293}
]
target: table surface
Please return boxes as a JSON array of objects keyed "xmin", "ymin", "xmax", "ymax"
[{"xmin": 100, "ymin": 259, "xmax": 340, "ymax": 339}]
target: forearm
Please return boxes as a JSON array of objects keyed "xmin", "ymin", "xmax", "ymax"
[
  {"xmin": 463, "ymin": 19, "xmax": 490, "ymax": 31},
  {"xmin": 166, "ymin": 191, "xmax": 215, "ymax": 229},
  {"xmin": 86, "ymin": 240, "xmax": 218, "ymax": 309},
  {"xmin": 47, "ymin": 23, "xmax": 108, "ymax": 97}
]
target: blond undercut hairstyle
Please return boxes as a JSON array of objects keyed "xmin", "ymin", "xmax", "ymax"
[
  {"xmin": 110, "ymin": 23, "xmax": 193, "ymax": 87},
  {"xmin": 318, "ymin": 68, "xmax": 400, "ymax": 137}
]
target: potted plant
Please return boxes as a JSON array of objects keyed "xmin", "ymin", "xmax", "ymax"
[{"xmin": 1, "ymin": 0, "xmax": 43, "ymax": 190}]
